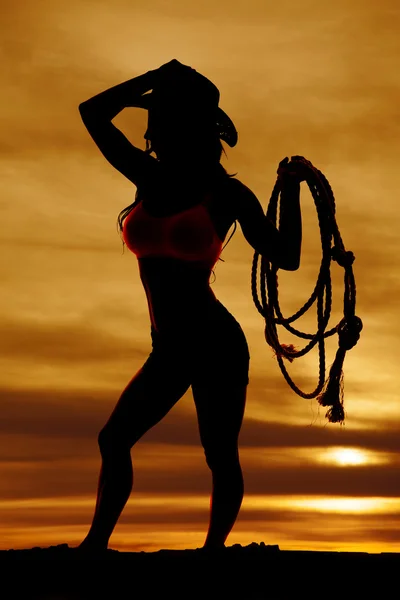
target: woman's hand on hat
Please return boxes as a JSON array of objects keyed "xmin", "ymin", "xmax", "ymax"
[{"xmin": 157, "ymin": 59, "xmax": 195, "ymax": 80}]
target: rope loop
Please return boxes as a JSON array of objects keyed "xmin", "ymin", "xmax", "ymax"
[{"xmin": 251, "ymin": 156, "xmax": 362, "ymax": 422}]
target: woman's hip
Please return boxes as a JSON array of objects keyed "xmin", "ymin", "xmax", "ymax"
[{"xmin": 147, "ymin": 301, "xmax": 250, "ymax": 386}]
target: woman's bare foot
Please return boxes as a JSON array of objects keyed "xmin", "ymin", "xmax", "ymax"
[
  {"xmin": 201, "ymin": 542, "xmax": 226, "ymax": 551},
  {"xmin": 76, "ymin": 537, "xmax": 108, "ymax": 552}
]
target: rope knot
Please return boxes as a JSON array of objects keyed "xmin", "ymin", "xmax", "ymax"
[
  {"xmin": 331, "ymin": 246, "xmax": 355, "ymax": 268},
  {"xmin": 337, "ymin": 316, "xmax": 363, "ymax": 350}
]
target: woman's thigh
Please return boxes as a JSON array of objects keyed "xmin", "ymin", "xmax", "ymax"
[
  {"xmin": 101, "ymin": 340, "xmax": 192, "ymax": 448},
  {"xmin": 190, "ymin": 305, "xmax": 250, "ymax": 463},
  {"xmin": 190, "ymin": 302, "xmax": 250, "ymax": 389},
  {"xmin": 101, "ymin": 303, "xmax": 250, "ymax": 450},
  {"xmin": 192, "ymin": 382, "xmax": 247, "ymax": 467}
]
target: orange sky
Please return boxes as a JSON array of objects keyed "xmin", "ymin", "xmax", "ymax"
[{"xmin": 1, "ymin": 0, "xmax": 400, "ymax": 552}]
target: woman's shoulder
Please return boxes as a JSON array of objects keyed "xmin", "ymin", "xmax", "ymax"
[
  {"xmin": 224, "ymin": 175, "xmax": 251, "ymax": 195},
  {"xmin": 220, "ymin": 176, "xmax": 252, "ymax": 215}
]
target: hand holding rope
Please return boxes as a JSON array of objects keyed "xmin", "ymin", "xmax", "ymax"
[{"xmin": 251, "ymin": 156, "xmax": 363, "ymax": 423}]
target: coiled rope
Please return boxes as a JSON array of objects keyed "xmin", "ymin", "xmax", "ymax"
[{"xmin": 251, "ymin": 156, "xmax": 363, "ymax": 423}]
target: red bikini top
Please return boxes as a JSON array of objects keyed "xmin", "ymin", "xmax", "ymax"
[{"xmin": 122, "ymin": 194, "xmax": 224, "ymax": 267}]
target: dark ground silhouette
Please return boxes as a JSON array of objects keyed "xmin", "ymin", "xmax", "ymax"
[{"xmin": 2, "ymin": 543, "xmax": 398, "ymax": 599}]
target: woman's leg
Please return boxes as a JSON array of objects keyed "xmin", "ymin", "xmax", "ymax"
[
  {"xmin": 80, "ymin": 351, "xmax": 191, "ymax": 550},
  {"xmin": 190, "ymin": 303, "xmax": 250, "ymax": 548},
  {"xmin": 192, "ymin": 382, "xmax": 248, "ymax": 549}
]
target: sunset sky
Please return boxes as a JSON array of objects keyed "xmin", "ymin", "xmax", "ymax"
[{"xmin": 1, "ymin": 0, "xmax": 400, "ymax": 553}]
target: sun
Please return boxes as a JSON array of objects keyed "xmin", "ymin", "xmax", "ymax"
[{"xmin": 323, "ymin": 447, "xmax": 368, "ymax": 466}]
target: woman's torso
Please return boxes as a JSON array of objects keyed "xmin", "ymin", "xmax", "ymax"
[{"xmin": 123, "ymin": 167, "xmax": 240, "ymax": 333}]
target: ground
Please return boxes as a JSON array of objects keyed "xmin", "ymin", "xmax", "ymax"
[{"xmin": 1, "ymin": 542, "xmax": 398, "ymax": 599}]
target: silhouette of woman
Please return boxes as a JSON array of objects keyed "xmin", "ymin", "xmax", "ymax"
[{"xmin": 77, "ymin": 59, "xmax": 303, "ymax": 551}]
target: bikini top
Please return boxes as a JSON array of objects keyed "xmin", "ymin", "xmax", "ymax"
[{"xmin": 122, "ymin": 193, "xmax": 224, "ymax": 268}]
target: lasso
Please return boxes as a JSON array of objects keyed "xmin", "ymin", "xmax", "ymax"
[{"xmin": 251, "ymin": 156, "xmax": 363, "ymax": 423}]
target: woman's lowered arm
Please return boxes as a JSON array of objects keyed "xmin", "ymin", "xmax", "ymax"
[
  {"xmin": 233, "ymin": 167, "xmax": 302, "ymax": 271},
  {"xmin": 276, "ymin": 170, "xmax": 302, "ymax": 270}
]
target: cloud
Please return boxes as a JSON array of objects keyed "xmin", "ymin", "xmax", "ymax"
[
  {"xmin": 2, "ymin": 384, "xmax": 400, "ymax": 449},
  {"xmin": 1, "ymin": 383, "xmax": 400, "ymax": 503},
  {"xmin": 0, "ymin": 315, "xmax": 148, "ymax": 364}
]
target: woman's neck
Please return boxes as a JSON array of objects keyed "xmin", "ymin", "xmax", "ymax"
[{"xmin": 157, "ymin": 160, "xmax": 225, "ymax": 185}]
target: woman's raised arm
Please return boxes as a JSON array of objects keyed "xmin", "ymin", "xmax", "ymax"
[
  {"xmin": 79, "ymin": 70, "xmax": 157, "ymax": 123},
  {"xmin": 78, "ymin": 70, "xmax": 159, "ymax": 186}
]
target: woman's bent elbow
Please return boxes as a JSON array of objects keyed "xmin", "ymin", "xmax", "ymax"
[{"xmin": 78, "ymin": 101, "xmax": 91, "ymax": 120}]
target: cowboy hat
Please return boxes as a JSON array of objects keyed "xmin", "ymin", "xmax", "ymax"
[{"xmin": 132, "ymin": 66, "xmax": 238, "ymax": 148}]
